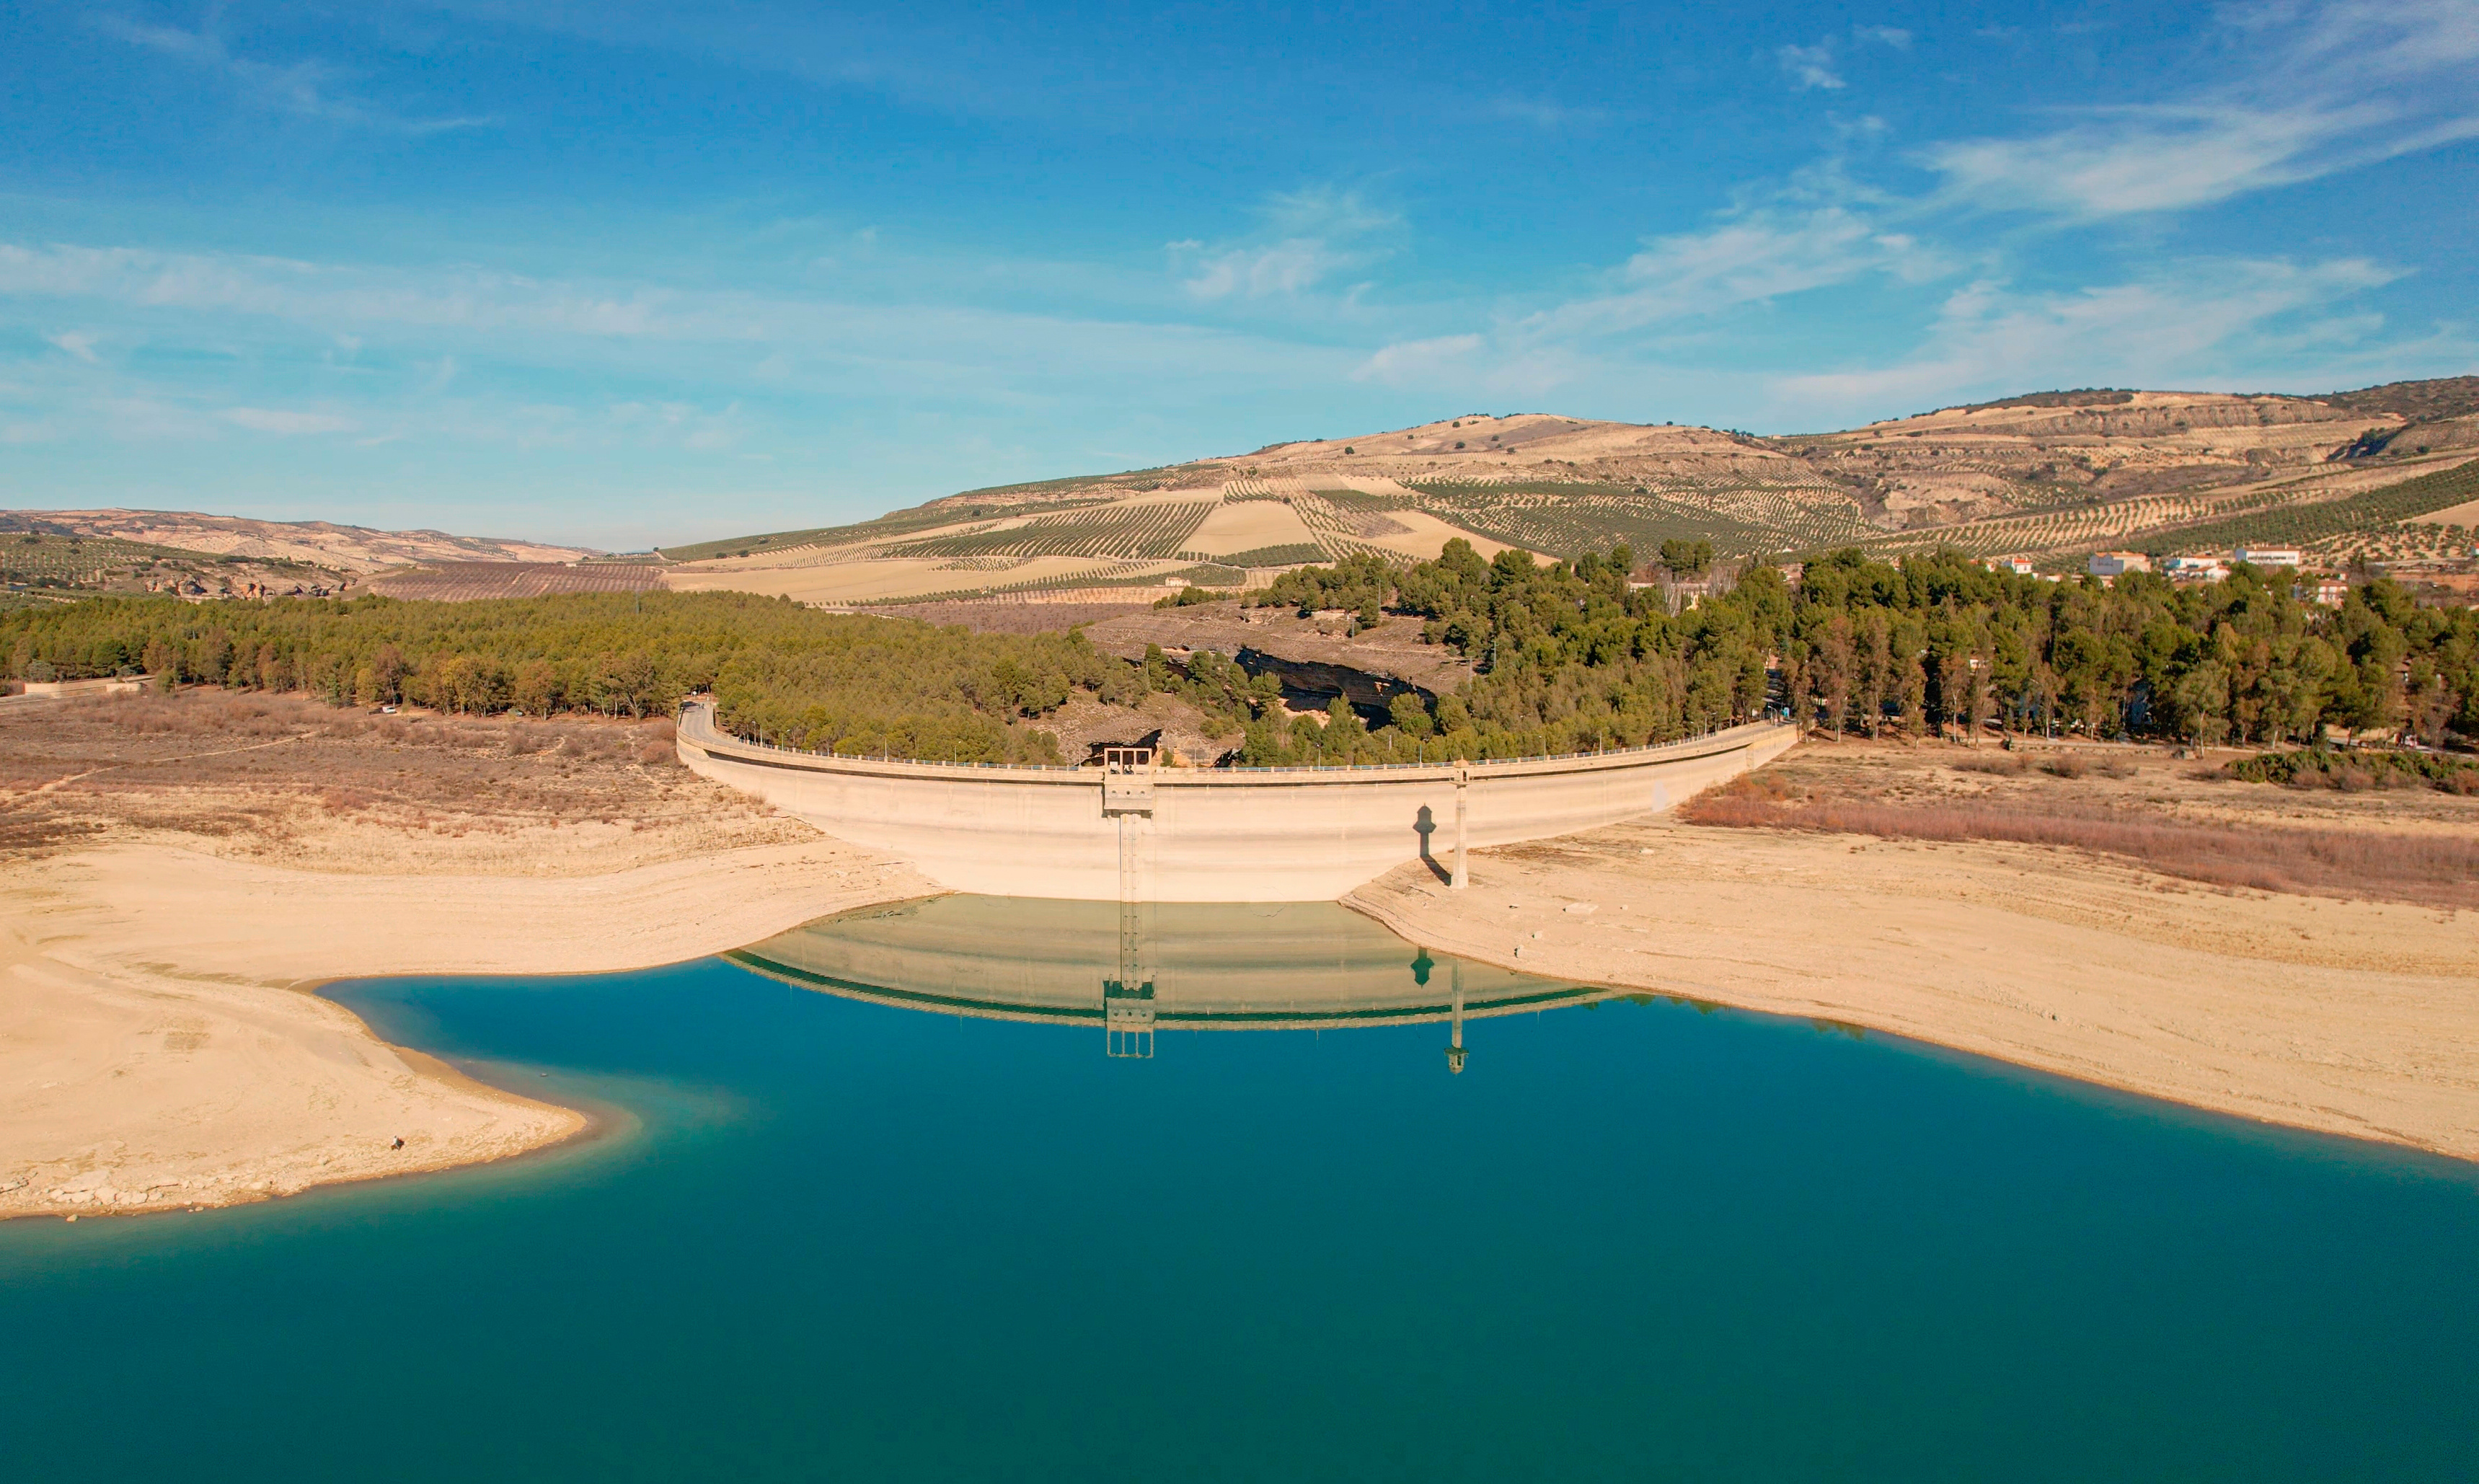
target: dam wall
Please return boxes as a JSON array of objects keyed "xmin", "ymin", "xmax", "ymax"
[{"xmin": 676, "ymin": 700, "xmax": 1797, "ymax": 902}]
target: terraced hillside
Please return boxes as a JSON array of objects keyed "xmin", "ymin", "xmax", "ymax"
[
  {"xmin": 0, "ymin": 524, "xmax": 348, "ymax": 606},
  {"xmin": 660, "ymin": 380, "xmax": 2475, "ymax": 599}
]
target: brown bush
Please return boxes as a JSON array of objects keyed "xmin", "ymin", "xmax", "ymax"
[
  {"xmin": 2040, "ymin": 755, "xmax": 2089, "ymax": 779},
  {"xmin": 1953, "ymin": 754, "xmax": 2028, "ymax": 776}
]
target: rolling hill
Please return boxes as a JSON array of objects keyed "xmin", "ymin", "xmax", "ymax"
[
  {"xmin": 14, "ymin": 377, "xmax": 2473, "ymax": 612},
  {"xmin": 657, "ymin": 378, "xmax": 2479, "ymax": 602}
]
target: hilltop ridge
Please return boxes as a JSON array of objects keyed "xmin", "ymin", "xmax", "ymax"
[
  {"xmin": 645, "ymin": 378, "xmax": 2475, "ymax": 602},
  {"xmin": 12, "ymin": 377, "xmax": 2473, "ymax": 611}
]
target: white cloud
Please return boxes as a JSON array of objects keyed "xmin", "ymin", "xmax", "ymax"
[
  {"xmin": 0, "ymin": 242, "xmax": 720, "ymax": 340},
  {"xmin": 1352, "ymin": 335, "xmax": 1484, "ymax": 385},
  {"xmin": 1258, "ymin": 186, "xmax": 1400, "ymax": 240},
  {"xmin": 1777, "ymin": 43, "xmax": 1844, "ymax": 90},
  {"xmin": 1520, "ymin": 200, "xmax": 1948, "ymax": 341},
  {"xmin": 101, "ymin": 17, "xmax": 494, "ymax": 135},
  {"xmin": 1925, "ymin": 1, "xmax": 2479, "ymax": 216},
  {"xmin": 45, "ymin": 331, "xmax": 100, "ymax": 363},
  {"xmin": 1857, "ymin": 25, "xmax": 1913, "ymax": 48},
  {"xmin": 1185, "ymin": 241, "xmax": 1351, "ymax": 300},
  {"xmin": 220, "ymin": 407, "xmax": 359, "ymax": 435},
  {"xmin": 1922, "ymin": 101, "xmax": 2452, "ymax": 216},
  {"xmin": 1175, "ymin": 187, "xmax": 1400, "ymax": 302},
  {"xmin": 1769, "ymin": 257, "xmax": 2404, "ymax": 417}
]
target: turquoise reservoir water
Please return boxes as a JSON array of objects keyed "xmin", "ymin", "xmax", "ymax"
[{"xmin": 4, "ymin": 898, "xmax": 2475, "ymax": 1482}]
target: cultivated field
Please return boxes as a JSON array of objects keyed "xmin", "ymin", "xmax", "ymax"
[{"xmin": 363, "ymin": 562, "xmax": 663, "ymax": 601}]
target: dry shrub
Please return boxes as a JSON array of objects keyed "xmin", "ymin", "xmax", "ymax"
[
  {"xmin": 2040, "ymin": 755, "xmax": 2089, "ymax": 779},
  {"xmin": 1952, "ymin": 754, "xmax": 2028, "ymax": 776},
  {"xmin": 1682, "ymin": 778, "xmax": 2479, "ymax": 909},
  {"xmin": 88, "ymin": 696, "xmax": 187, "ymax": 735}
]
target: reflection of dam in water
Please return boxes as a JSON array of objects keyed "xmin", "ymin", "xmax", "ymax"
[{"xmin": 725, "ymin": 895, "xmax": 1610, "ymax": 1064}]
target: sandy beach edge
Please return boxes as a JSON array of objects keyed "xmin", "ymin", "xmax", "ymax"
[
  {"xmin": 1343, "ymin": 833, "xmax": 2479, "ymax": 1166},
  {"xmin": 1, "ymin": 837, "xmax": 939, "ymax": 1222}
]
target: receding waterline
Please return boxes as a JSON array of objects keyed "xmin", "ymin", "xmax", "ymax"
[{"xmin": 4, "ymin": 895, "xmax": 2475, "ymax": 1483}]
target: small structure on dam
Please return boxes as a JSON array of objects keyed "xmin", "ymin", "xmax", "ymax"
[{"xmin": 677, "ymin": 699, "xmax": 1795, "ymax": 902}]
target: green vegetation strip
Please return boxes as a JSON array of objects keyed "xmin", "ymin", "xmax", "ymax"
[
  {"xmin": 2135, "ymin": 458, "xmax": 2479, "ymax": 555},
  {"xmin": 2222, "ymin": 748, "xmax": 2478, "ymax": 792},
  {"xmin": 1209, "ymin": 543, "xmax": 1325, "ymax": 567},
  {"xmin": 9, "ymin": 533, "xmax": 2473, "ymax": 768}
]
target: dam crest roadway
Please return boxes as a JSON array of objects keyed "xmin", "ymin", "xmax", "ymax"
[{"xmin": 677, "ymin": 699, "xmax": 1796, "ymax": 902}]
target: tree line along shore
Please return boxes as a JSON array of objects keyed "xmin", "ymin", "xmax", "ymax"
[{"xmin": 4, "ymin": 541, "xmax": 2474, "ymax": 772}]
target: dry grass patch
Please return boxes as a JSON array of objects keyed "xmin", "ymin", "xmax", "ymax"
[
  {"xmin": 1684, "ymin": 741, "xmax": 2479, "ymax": 910},
  {"xmin": 0, "ymin": 689, "xmax": 805, "ymax": 874}
]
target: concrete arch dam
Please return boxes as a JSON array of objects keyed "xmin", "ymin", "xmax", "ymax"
[{"xmin": 676, "ymin": 700, "xmax": 1797, "ymax": 902}]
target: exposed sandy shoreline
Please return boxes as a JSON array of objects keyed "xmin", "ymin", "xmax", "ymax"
[
  {"xmin": 1348, "ymin": 815, "xmax": 2479, "ymax": 1162},
  {"xmin": 1, "ymin": 836, "xmax": 929, "ymax": 1222},
  {"xmin": 0, "ymin": 691, "xmax": 940, "ymax": 1220},
  {"xmin": 11, "ymin": 691, "xmax": 2475, "ymax": 1223}
]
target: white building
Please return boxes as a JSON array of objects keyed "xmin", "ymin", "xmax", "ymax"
[
  {"xmin": 1990, "ymin": 555, "xmax": 2036, "ymax": 576},
  {"xmin": 2087, "ymin": 551, "xmax": 2151, "ymax": 578},
  {"xmin": 2160, "ymin": 555, "xmax": 2228, "ymax": 582},
  {"xmin": 2234, "ymin": 547, "xmax": 2302, "ymax": 568}
]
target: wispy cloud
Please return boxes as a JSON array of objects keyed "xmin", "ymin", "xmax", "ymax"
[
  {"xmin": 1769, "ymin": 257, "xmax": 2405, "ymax": 416},
  {"xmin": 0, "ymin": 237, "xmax": 1356, "ymax": 449},
  {"xmin": 1175, "ymin": 187, "xmax": 1400, "ymax": 302},
  {"xmin": 1183, "ymin": 242, "xmax": 1355, "ymax": 300},
  {"xmin": 1352, "ymin": 334, "xmax": 1482, "ymax": 385},
  {"xmin": 101, "ymin": 16, "xmax": 494, "ymax": 134},
  {"xmin": 45, "ymin": 330, "xmax": 101, "ymax": 363},
  {"xmin": 1924, "ymin": 0, "xmax": 2479, "ymax": 216},
  {"xmin": 1777, "ymin": 43, "xmax": 1844, "ymax": 91},
  {"xmin": 1519, "ymin": 193, "xmax": 1948, "ymax": 343},
  {"xmin": 1489, "ymin": 97, "xmax": 1609, "ymax": 131},
  {"xmin": 221, "ymin": 407, "xmax": 358, "ymax": 436}
]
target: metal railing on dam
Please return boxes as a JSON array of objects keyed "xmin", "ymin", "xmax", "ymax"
[{"xmin": 676, "ymin": 699, "xmax": 1798, "ymax": 902}]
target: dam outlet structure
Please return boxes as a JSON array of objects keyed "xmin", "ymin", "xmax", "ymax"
[{"xmin": 676, "ymin": 700, "xmax": 1796, "ymax": 903}]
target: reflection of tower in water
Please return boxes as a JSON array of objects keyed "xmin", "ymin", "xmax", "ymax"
[
  {"xmin": 1410, "ymin": 946, "xmax": 1464, "ymax": 1074},
  {"xmin": 1101, "ymin": 746, "xmax": 1156, "ymax": 1058},
  {"xmin": 725, "ymin": 894, "xmax": 1600, "ymax": 1064}
]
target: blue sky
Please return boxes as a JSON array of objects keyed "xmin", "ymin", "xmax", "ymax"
[{"xmin": 2, "ymin": 0, "xmax": 2474, "ymax": 549}]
